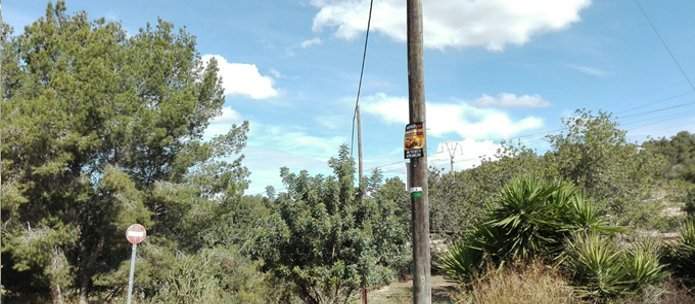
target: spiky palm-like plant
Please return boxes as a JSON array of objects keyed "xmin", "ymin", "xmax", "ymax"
[
  {"xmin": 485, "ymin": 178, "xmax": 613, "ymax": 262},
  {"xmin": 663, "ymin": 219, "xmax": 695, "ymax": 288},
  {"xmin": 564, "ymin": 232, "xmax": 625, "ymax": 300},
  {"xmin": 622, "ymin": 239, "xmax": 666, "ymax": 291},
  {"xmin": 439, "ymin": 177, "xmax": 614, "ymax": 282}
]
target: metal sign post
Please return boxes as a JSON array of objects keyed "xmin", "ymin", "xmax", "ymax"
[{"xmin": 125, "ymin": 224, "xmax": 146, "ymax": 304}]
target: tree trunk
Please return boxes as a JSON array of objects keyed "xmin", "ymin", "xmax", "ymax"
[
  {"xmin": 78, "ymin": 239, "xmax": 103, "ymax": 304},
  {"xmin": 50, "ymin": 281, "xmax": 64, "ymax": 304},
  {"xmin": 48, "ymin": 248, "xmax": 67, "ymax": 304},
  {"xmin": 79, "ymin": 279, "xmax": 89, "ymax": 304}
]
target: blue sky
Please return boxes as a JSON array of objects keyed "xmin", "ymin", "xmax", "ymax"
[{"xmin": 5, "ymin": 0, "xmax": 695, "ymax": 194}]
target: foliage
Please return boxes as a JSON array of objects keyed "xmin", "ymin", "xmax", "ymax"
[
  {"xmin": 545, "ymin": 110, "xmax": 666, "ymax": 224},
  {"xmin": 437, "ymin": 236, "xmax": 486, "ymax": 283},
  {"xmin": 0, "ymin": 2, "xmax": 256, "ymax": 302},
  {"xmin": 564, "ymin": 234, "xmax": 666, "ymax": 301},
  {"xmin": 621, "ymin": 239, "xmax": 666, "ymax": 292},
  {"xmin": 258, "ymin": 146, "xmax": 410, "ymax": 304},
  {"xmin": 432, "ymin": 110, "xmax": 668, "ymax": 237},
  {"xmin": 662, "ymin": 219, "xmax": 695, "ymax": 288},
  {"xmin": 644, "ymin": 131, "xmax": 695, "ymax": 182},
  {"xmin": 143, "ymin": 246, "xmax": 270, "ymax": 304},
  {"xmin": 453, "ymin": 261, "xmax": 578, "ymax": 304},
  {"xmin": 685, "ymin": 188, "xmax": 695, "ymax": 217},
  {"xmin": 430, "ymin": 143, "xmax": 545, "ymax": 236},
  {"xmin": 564, "ymin": 233, "xmax": 626, "ymax": 300},
  {"xmin": 438, "ymin": 177, "xmax": 613, "ymax": 281},
  {"xmin": 615, "ymin": 279, "xmax": 695, "ymax": 304}
]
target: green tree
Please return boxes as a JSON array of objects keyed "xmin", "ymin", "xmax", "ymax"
[
  {"xmin": 0, "ymin": 2, "xmax": 251, "ymax": 302},
  {"xmin": 644, "ymin": 131, "xmax": 695, "ymax": 182},
  {"xmin": 545, "ymin": 110, "xmax": 665, "ymax": 224},
  {"xmin": 429, "ymin": 143, "xmax": 545, "ymax": 236},
  {"xmin": 259, "ymin": 146, "xmax": 409, "ymax": 304}
]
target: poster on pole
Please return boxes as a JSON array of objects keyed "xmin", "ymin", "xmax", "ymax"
[{"xmin": 404, "ymin": 123, "xmax": 424, "ymax": 159}]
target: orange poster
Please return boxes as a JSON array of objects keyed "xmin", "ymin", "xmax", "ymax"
[{"xmin": 404, "ymin": 123, "xmax": 424, "ymax": 159}]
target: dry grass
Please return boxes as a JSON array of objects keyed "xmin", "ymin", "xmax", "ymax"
[
  {"xmin": 454, "ymin": 261, "xmax": 578, "ymax": 304},
  {"xmin": 615, "ymin": 279, "xmax": 695, "ymax": 304}
]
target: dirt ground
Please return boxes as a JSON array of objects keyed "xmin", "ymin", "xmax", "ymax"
[{"xmin": 355, "ymin": 275, "xmax": 458, "ymax": 304}]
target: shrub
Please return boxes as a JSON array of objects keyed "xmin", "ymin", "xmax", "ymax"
[
  {"xmin": 684, "ymin": 188, "xmax": 695, "ymax": 217},
  {"xmin": 438, "ymin": 177, "xmax": 613, "ymax": 281},
  {"xmin": 564, "ymin": 234, "xmax": 667, "ymax": 301},
  {"xmin": 662, "ymin": 219, "xmax": 695, "ymax": 288},
  {"xmin": 614, "ymin": 279, "xmax": 695, "ymax": 304},
  {"xmin": 622, "ymin": 239, "xmax": 666, "ymax": 292},
  {"xmin": 453, "ymin": 261, "xmax": 577, "ymax": 304},
  {"xmin": 437, "ymin": 227, "xmax": 488, "ymax": 282},
  {"xmin": 564, "ymin": 233, "xmax": 625, "ymax": 300}
]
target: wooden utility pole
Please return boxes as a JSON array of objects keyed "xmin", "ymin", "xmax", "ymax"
[{"xmin": 407, "ymin": 0, "xmax": 431, "ymax": 303}]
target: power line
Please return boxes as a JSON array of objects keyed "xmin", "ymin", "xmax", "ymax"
[
  {"xmin": 618, "ymin": 99, "xmax": 695, "ymax": 120},
  {"xmin": 349, "ymin": 0, "xmax": 375, "ymax": 157},
  {"xmin": 618, "ymin": 90, "xmax": 693, "ymax": 115},
  {"xmin": 633, "ymin": 0, "xmax": 695, "ymax": 93},
  {"xmin": 360, "ymin": 1, "xmax": 695, "ymax": 174}
]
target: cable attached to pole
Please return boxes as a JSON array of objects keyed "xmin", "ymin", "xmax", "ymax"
[{"xmin": 350, "ymin": 0, "xmax": 375, "ymax": 157}]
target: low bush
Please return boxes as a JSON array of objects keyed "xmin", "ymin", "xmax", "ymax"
[
  {"xmin": 453, "ymin": 261, "xmax": 577, "ymax": 304},
  {"xmin": 564, "ymin": 233, "xmax": 625, "ymax": 299},
  {"xmin": 438, "ymin": 177, "xmax": 614, "ymax": 281},
  {"xmin": 614, "ymin": 279, "xmax": 695, "ymax": 304},
  {"xmin": 662, "ymin": 219, "xmax": 695, "ymax": 289},
  {"xmin": 564, "ymin": 233, "xmax": 666, "ymax": 301}
]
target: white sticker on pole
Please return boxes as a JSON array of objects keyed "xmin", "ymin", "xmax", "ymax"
[{"xmin": 126, "ymin": 224, "xmax": 147, "ymax": 245}]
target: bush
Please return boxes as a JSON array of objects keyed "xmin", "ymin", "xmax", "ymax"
[
  {"xmin": 453, "ymin": 261, "xmax": 577, "ymax": 304},
  {"xmin": 564, "ymin": 233, "xmax": 666, "ymax": 301},
  {"xmin": 143, "ymin": 246, "xmax": 270, "ymax": 304},
  {"xmin": 438, "ymin": 177, "xmax": 613, "ymax": 281},
  {"xmin": 686, "ymin": 188, "xmax": 695, "ymax": 217},
  {"xmin": 564, "ymin": 233, "xmax": 625, "ymax": 299},
  {"xmin": 662, "ymin": 219, "xmax": 695, "ymax": 288},
  {"xmin": 622, "ymin": 239, "xmax": 666, "ymax": 292},
  {"xmin": 614, "ymin": 279, "xmax": 695, "ymax": 304},
  {"xmin": 437, "ymin": 230, "xmax": 487, "ymax": 282}
]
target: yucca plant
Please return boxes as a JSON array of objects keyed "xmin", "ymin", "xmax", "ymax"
[
  {"xmin": 662, "ymin": 219, "xmax": 695, "ymax": 288},
  {"xmin": 485, "ymin": 178, "xmax": 574, "ymax": 261},
  {"xmin": 564, "ymin": 232, "xmax": 625, "ymax": 300},
  {"xmin": 681, "ymin": 218, "xmax": 695, "ymax": 249},
  {"xmin": 563, "ymin": 196, "xmax": 619, "ymax": 235},
  {"xmin": 622, "ymin": 239, "xmax": 666, "ymax": 292},
  {"xmin": 485, "ymin": 177, "xmax": 614, "ymax": 262},
  {"xmin": 440, "ymin": 177, "xmax": 617, "ymax": 284},
  {"xmin": 437, "ymin": 239, "xmax": 485, "ymax": 282}
]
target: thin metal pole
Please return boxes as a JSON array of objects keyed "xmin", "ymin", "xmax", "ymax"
[
  {"xmin": 407, "ymin": 0, "xmax": 431, "ymax": 303},
  {"xmin": 126, "ymin": 244, "xmax": 137, "ymax": 304},
  {"xmin": 357, "ymin": 104, "xmax": 365, "ymax": 196}
]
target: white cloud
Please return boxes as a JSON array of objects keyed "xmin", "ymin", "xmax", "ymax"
[
  {"xmin": 566, "ymin": 64, "xmax": 608, "ymax": 77},
  {"xmin": 202, "ymin": 54, "xmax": 278, "ymax": 100},
  {"xmin": 301, "ymin": 37, "xmax": 323, "ymax": 48},
  {"xmin": 431, "ymin": 139, "xmax": 501, "ymax": 171},
  {"xmin": 474, "ymin": 93, "xmax": 551, "ymax": 108},
  {"xmin": 204, "ymin": 106, "xmax": 243, "ymax": 139},
  {"xmin": 362, "ymin": 93, "xmax": 543, "ymax": 139},
  {"xmin": 244, "ymin": 122, "xmax": 347, "ymax": 194},
  {"xmin": 311, "ymin": 0, "xmax": 591, "ymax": 50},
  {"xmin": 269, "ymin": 68, "xmax": 284, "ymax": 79}
]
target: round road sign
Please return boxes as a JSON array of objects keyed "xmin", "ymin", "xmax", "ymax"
[{"xmin": 126, "ymin": 224, "xmax": 147, "ymax": 245}]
